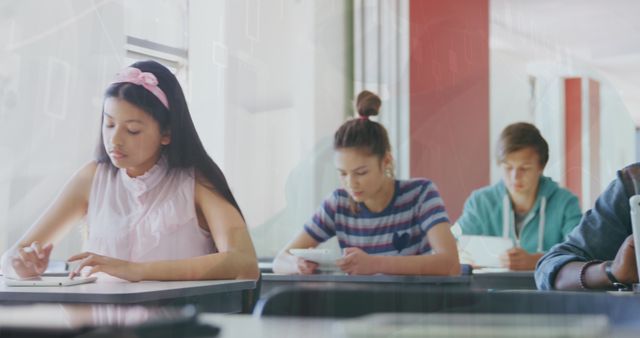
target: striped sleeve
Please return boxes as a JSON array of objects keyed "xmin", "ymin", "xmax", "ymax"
[
  {"xmin": 303, "ymin": 191, "xmax": 338, "ymax": 243},
  {"xmin": 417, "ymin": 181, "xmax": 451, "ymax": 234}
]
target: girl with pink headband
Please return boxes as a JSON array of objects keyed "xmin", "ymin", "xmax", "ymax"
[{"xmin": 1, "ymin": 60, "xmax": 259, "ymax": 282}]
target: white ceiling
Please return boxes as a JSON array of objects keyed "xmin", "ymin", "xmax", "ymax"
[{"xmin": 491, "ymin": 0, "xmax": 640, "ymax": 126}]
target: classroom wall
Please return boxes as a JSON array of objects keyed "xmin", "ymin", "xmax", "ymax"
[
  {"xmin": 124, "ymin": 1, "xmax": 188, "ymax": 51},
  {"xmin": 489, "ymin": 50, "xmax": 536, "ymax": 183},
  {"xmin": 0, "ymin": 0, "xmax": 351, "ymax": 261},
  {"xmin": 599, "ymin": 83, "xmax": 636, "ymax": 193},
  {"xmin": 0, "ymin": 0, "xmax": 125, "ymax": 258},
  {"xmin": 490, "ymin": 13, "xmax": 636, "ymax": 210},
  {"xmin": 0, "ymin": 0, "xmax": 193, "ymax": 259},
  {"xmin": 3, "ymin": 1, "xmax": 635, "ymax": 263},
  {"xmin": 490, "ymin": 52, "xmax": 570, "ymax": 185},
  {"xmin": 210, "ymin": 0, "xmax": 352, "ymax": 256},
  {"xmin": 187, "ymin": 0, "xmax": 226, "ymax": 171},
  {"xmin": 409, "ymin": 0, "xmax": 490, "ymax": 222}
]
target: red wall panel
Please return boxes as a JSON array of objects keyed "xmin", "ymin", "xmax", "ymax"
[
  {"xmin": 565, "ymin": 78, "xmax": 582, "ymax": 201},
  {"xmin": 409, "ymin": 0, "xmax": 489, "ymax": 220}
]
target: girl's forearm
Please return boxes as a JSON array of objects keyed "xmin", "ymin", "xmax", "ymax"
[{"xmin": 137, "ymin": 251, "xmax": 259, "ymax": 281}]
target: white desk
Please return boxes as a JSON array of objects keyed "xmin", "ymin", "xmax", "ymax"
[
  {"xmin": 262, "ymin": 273, "xmax": 471, "ymax": 295},
  {"xmin": 0, "ymin": 277, "xmax": 256, "ymax": 313},
  {"xmin": 200, "ymin": 314, "xmax": 340, "ymax": 338},
  {"xmin": 263, "ymin": 273, "xmax": 470, "ymax": 284},
  {"xmin": 199, "ymin": 313, "xmax": 637, "ymax": 338}
]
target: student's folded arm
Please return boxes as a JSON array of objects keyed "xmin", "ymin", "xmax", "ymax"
[
  {"xmin": 536, "ymin": 175, "xmax": 630, "ymax": 290},
  {"xmin": 376, "ymin": 222, "xmax": 460, "ymax": 276},
  {"xmin": 138, "ymin": 180, "xmax": 259, "ymax": 281}
]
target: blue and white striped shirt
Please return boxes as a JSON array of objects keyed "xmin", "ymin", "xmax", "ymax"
[{"xmin": 304, "ymin": 179, "xmax": 450, "ymax": 255}]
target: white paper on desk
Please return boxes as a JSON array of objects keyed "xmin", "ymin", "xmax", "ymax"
[
  {"xmin": 289, "ymin": 248, "xmax": 342, "ymax": 271},
  {"xmin": 471, "ymin": 267, "xmax": 511, "ymax": 274},
  {"xmin": 457, "ymin": 235, "xmax": 513, "ymax": 268}
]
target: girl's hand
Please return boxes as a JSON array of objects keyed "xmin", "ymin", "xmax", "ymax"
[
  {"xmin": 337, "ymin": 247, "xmax": 377, "ymax": 275},
  {"xmin": 296, "ymin": 257, "xmax": 319, "ymax": 275},
  {"xmin": 67, "ymin": 252, "xmax": 143, "ymax": 282},
  {"xmin": 7, "ymin": 242, "xmax": 53, "ymax": 279},
  {"xmin": 610, "ymin": 235, "xmax": 639, "ymax": 284}
]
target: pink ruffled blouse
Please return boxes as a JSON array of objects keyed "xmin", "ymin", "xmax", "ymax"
[{"xmin": 85, "ymin": 158, "xmax": 216, "ymax": 262}]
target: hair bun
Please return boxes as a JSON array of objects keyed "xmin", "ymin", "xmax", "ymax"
[{"xmin": 356, "ymin": 90, "xmax": 381, "ymax": 117}]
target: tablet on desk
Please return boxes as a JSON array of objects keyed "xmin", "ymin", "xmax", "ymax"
[
  {"xmin": 3, "ymin": 276, "xmax": 97, "ymax": 287},
  {"xmin": 289, "ymin": 248, "xmax": 342, "ymax": 271},
  {"xmin": 457, "ymin": 235, "xmax": 513, "ymax": 268}
]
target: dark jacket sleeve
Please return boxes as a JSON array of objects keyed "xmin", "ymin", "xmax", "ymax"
[{"xmin": 535, "ymin": 169, "xmax": 633, "ymax": 290}]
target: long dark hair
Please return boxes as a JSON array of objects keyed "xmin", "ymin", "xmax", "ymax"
[{"xmin": 96, "ymin": 60, "xmax": 243, "ymax": 218}]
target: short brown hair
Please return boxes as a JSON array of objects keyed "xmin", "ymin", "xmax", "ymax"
[{"xmin": 496, "ymin": 122, "xmax": 549, "ymax": 167}]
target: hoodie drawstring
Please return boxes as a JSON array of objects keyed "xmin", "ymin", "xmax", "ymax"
[
  {"xmin": 502, "ymin": 195, "xmax": 511, "ymax": 240},
  {"xmin": 537, "ymin": 197, "xmax": 546, "ymax": 253},
  {"xmin": 502, "ymin": 194, "xmax": 546, "ymax": 252}
]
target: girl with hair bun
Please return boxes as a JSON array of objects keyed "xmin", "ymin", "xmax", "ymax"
[{"xmin": 273, "ymin": 90, "xmax": 460, "ymax": 276}]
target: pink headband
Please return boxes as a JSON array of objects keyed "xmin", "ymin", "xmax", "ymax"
[{"xmin": 111, "ymin": 67, "xmax": 170, "ymax": 109}]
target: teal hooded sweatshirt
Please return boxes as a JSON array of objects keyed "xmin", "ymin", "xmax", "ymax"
[{"xmin": 456, "ymin": 176, "xmax": 582, "ymax": 253}]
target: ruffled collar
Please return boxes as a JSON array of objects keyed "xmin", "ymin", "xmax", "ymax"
[{"xmin": 119, "ymin": 156, "xmax": 168, "ymax": 197}]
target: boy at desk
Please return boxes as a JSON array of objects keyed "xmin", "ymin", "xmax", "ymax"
[{"xmin": 455, "ymin": 122, "xmax": 582, "ymax": 271}]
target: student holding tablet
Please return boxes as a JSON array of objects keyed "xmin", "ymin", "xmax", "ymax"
[
  {"xmin": 0, "ymin": 61, "xmax": 259, "ymax": 282},
  {"xmin": 273, "ymin": 91, "xmax": 460, "ymax": 276},
  {"xmin": 536, "ymin": 163, "xmax": 640, "ymax": 290},
  {"xmin": 456, "ymin": 123, "xmax": 582, "ymax": 270}
]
